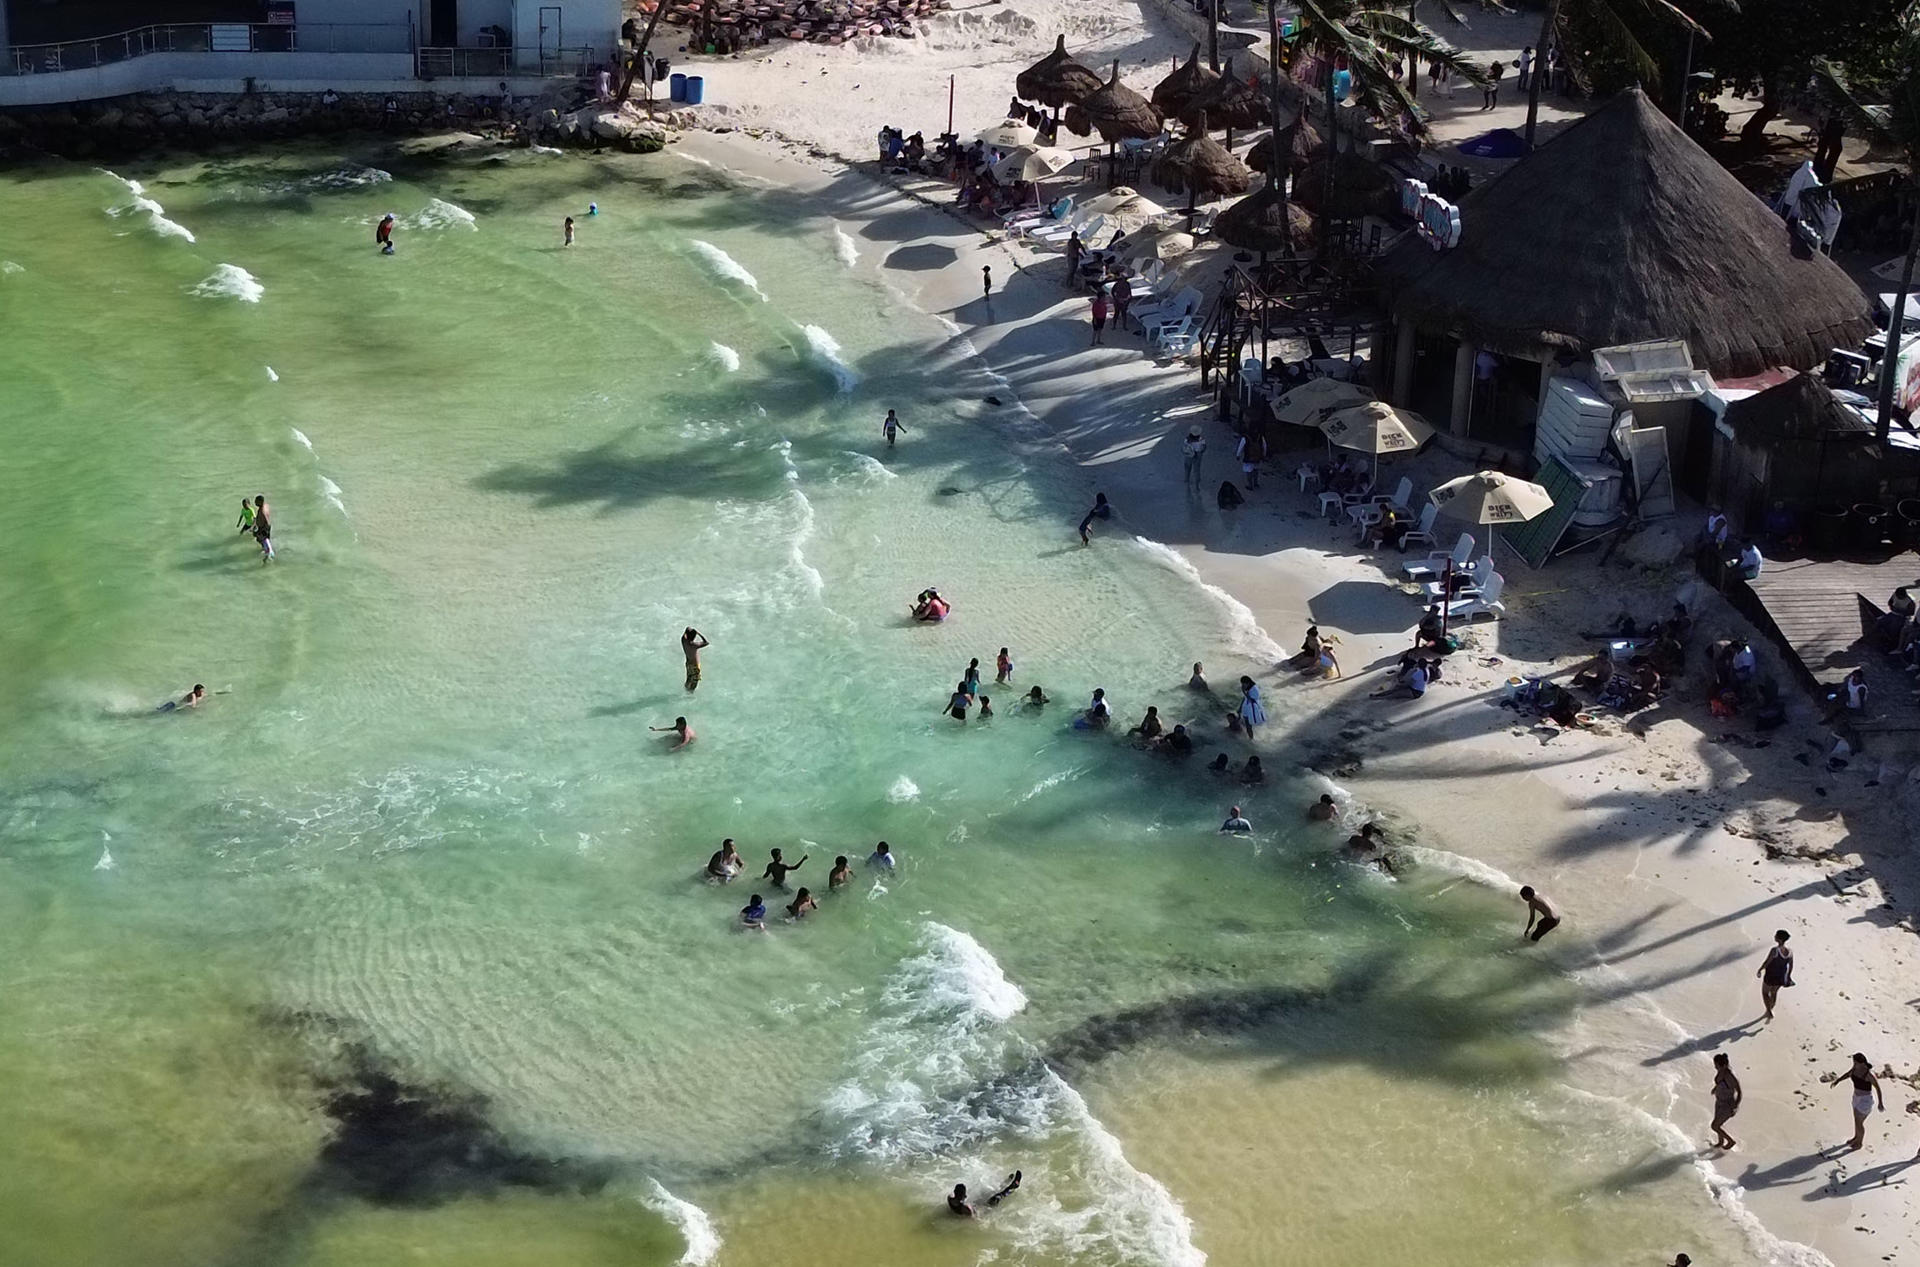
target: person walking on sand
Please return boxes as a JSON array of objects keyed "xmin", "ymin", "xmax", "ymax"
[
  {"xmin": 564, "ymin": 216, "xmax": 575, "ymax": 247},
  {"xmin": 681, "ymin": 627, "xmax": 710, "ymax": 693},
  {"xmin": 1078, "ymin": 492, "xmax": 1112, "ymax": 544},
  {"xmin": 1834, "ymin": 1052, "xmax": 1883, "ymax": 1150},
  {"xmin": 1065, "ymin": 230, "xmax": 1083, "ymax": 285},
  {"xmin": 1182, "ymin": 426, "xmax": 1206, "ymax": 491},
  {"xmin": 1235, "ymin": 429, "xmax": 1264, "ymax": 488},
  {"xmin": 1708, "ymin": 1052, "xmax": 1742, "ymax": 1150},
  {"xmin": 1090, "ymin": 287, "xmax": 1109, "ymax": 345},
  {"xmin": 1519, "ymin": 885, "xmax": 1559, "ymax": 942},
  {"xmin": 1112, "ymin": 274, "xmax": 1133, "ymax": 329},
  {"xmin": 1757, "ymin": 929, "xmax": 1793, "ymax": 1021},
  {"xmin": 883, "ymin": 409, "xmax": 905, "ymax": 447},
  {"xmin": 982, "ymin": 264, "xmax": 993, "ymax": 301},
  {"xmin": 1482, "ymin": 59, "xmax": 1503, "ymax": 110}
]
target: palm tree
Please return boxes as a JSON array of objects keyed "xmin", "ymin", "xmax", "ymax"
[
  {"xmin": 1814, "ymin": 22, "xmax": 1920, "ymax": 439},
  {"xmin": 1283, "ymin": 0, "xmax": 1487, "ymax": 247},
  {"xmin": 1520, "ymin": 0, "xmax": 1708, "ymax": 147}
]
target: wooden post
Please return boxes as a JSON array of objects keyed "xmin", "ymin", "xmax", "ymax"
[{"xmin": 1450, "ymin": 340, "xmax": 1474, "ymax": 438}]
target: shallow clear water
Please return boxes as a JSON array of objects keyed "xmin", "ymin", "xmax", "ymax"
[{"xmin": 0, "ymin": 144, "xmax": 1758, "ymax": 1267}]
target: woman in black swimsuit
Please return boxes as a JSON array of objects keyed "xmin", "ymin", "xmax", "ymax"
[
  {"xmin": 1708, "ymin": 1053, "xmax": 1741, "ymax": 1150},
  {"xmin": 1757, "ymin": 929, "xmax": 1793, "ymax": 1021}
]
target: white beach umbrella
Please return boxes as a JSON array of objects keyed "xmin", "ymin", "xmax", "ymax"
[
  {"xmin": 1429, "ymin": 469, "xmax": 1554, "ymax": 565},
  {"xmin": 1319, "ymin": 401, "xmax": 1434, "ymax": 482},
  {"xmin": 977, "ymin": 119, "xmax": 1040, "ymax": 149},
  {"xmin": 1270, "ymin": 376, "xmax": 1372, "ymax": 426},
  {"xmin": 988, "ymin": 145, "xmax": 1077, "ymax": 183}
]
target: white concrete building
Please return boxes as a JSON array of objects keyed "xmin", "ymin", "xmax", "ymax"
[{"xmin": 0, "ymin": 0, "xmax": 622, "ymax": 106}]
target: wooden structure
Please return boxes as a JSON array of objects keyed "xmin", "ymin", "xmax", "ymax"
[{"xmin": 1741, "ymin": 556, "xmax": 1920, "ymax": 733}]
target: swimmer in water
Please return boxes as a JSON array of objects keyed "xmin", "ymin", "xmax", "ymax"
[
  {"xmin": 587, "ymin": 202, "xmax": 598, "ymax": 216},
  {"xmin": 868, "ymin": 840, "xmax": 896, "ymax": 869},
  {"xmin": 1161, "ymin": 723, "xmax": 1193, "ymax": 755},
  {"xmin": 977, "ymin": 694, "xmax": 993, "ymax": 720},
  {"xmin": 962, "ymin": 658, "xmax": 981, "ymax": 696},
  {"xmin": 910, "ymin": 587, "xmax": 951, "ymax": 622},
  {"xmin": 762, "ymin": 847, "xmax": 807, "ymax": 888},
  {"xmin": 945, "ymin": 682, "xmax": 972, "ymax": 721},
  {"xmin": 157, "ymin": 684, "xmax": 208, "ymax": 712},
  {"xmin": 1023, "ymin": 685, "xmax": 1049, "ymax": 709},
  {"xmin": 651, "ymin": 716, "xmax": 695, "ymax": 749},
  {"xmin": 1308, "ymin": 793, "xmax": 1337, "ymax": 821},
  {"xmin": 1220, "ymin": 805, "xmax": 1252, "ymax": 834},
  {"xmin": 741, "ymin": 894, "xmax": 767, "ymax": 929},
  {"xmin": 1188, "ymin": 662, "xmax": 1209, "ymax": 693},
  {"xmin": 1241, "ymin": 754, "xmax": 1265, "ymax": 784},
  {"xmin": 564, "ymin": 215, "xmax": 575, "ymax": 246},
  {"xmin": 882, "ymin": 409, "xmax": 905, "ymax": 447},
  {"xmin": 707, "ymin": 838, "xmax": 743, "ymax": 881},
  {"xmin": 1081, "ymin": 688, "xmax": 1111, "ymax": 728},
  {"xmin": 1344, "ymin": 822, "xmax": 1394, "ymax": 872},
  {"xmin": 376, "ymin": 212, "xmax": 395, "ymax": 254},
  {"xmin": 681, "ymin": 627, "xmax": 710, "ymax": 693},
  {"xmin": 1519, "ymin": 885, "xmax": 1559, "ymax": 942},
  {"xmin": 786, "ymin": 886, "xmax": 817, "ymax": 919},
  {"xmin": 1128, "ymin": 706, "xmax": 1163, "ymax": 741},
  {"xmin": 1208, "ymin": 752, "xmax": 1231, "ymax": 773},
  {"xmin": 828, "ymin": 856, "xmax": 853, "ymax": 890},
  {"xmin": 948, "ymin": 1171, "xmax": 1020, "ymax": 1217},
  {"xmin": 996, "ymin": 647, "xmax": 1013, "ymax": 684}
]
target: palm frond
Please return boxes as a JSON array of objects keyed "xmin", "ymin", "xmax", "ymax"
[{"xmin": 1578, "ymin": 0, "xmax": 1662, "ymax": 88}]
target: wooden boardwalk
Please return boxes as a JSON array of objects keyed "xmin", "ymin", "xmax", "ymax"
[{"xmin": 1743, "ymin": 553, "xmax": 1920, "ymax": 733}]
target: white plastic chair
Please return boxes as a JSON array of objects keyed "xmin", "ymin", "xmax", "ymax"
[
  {"xmin": 1400, "ymin": 502, "xmax": 1439, "ymax": 551},
  {"xmin": 1130, "ymin": 285, "xmax": 1201, "ymax": 333},
  {"xmin": 1238, "ymin": 359, "xmax": 1265, "ymax": 407},
  {"xmin": 1423, "ymin": 554, "xmax": 1494, "ymax": 601},
  {"xmin": 1403, "ymin": 532, "xmax": 1473, "ymax": 582},
  {"xmin": 1446, "ymin": 572, "xmax": 1506, "ymax": 622},
  {"xmin": 1157, "ymin": 320, "xmax": 1200, "ymax": 356},
  {"xmin": 1029, "ymin": 213, "xmax": 1106, "ymax": 247},
  {"xmin": 1318, "ymin": 490, "xmax": 1345, "ymax": 518},
  {"xmin": 1371, "ymin": 476, "xmax": 1413, "ymax": 514},
  {"xmin": 1142, "ymin": 294, "xmax": 1201, "ymax": 342},
  {"xmin": 1297, "ymin": 462, "xmax": 1322, "ymax": 493}
]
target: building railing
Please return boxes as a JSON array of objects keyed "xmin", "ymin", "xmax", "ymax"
[
  {"xmin": 415, "ymin": 43, "xmax": 600, "ymax": 80},
  {"xmin": 4, "ymin": 22, "xmax": 413, "ymax": 77}
]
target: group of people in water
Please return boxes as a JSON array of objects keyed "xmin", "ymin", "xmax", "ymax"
[{"xmin": 705, "ymin": 836, "xmax": 898, "ymax": 930}]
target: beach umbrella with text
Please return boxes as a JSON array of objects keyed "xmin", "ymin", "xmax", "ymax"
[
  {"xmin": 988, "ymin": 145, "xmax": 1077, "ymax": 183},
  {"xmin": 1319, "ymin": 400, "xmax": 1434, "ymax": 483},
  {"xmin": 1151, "ymin": 44, "xmax": 1221, "ymax": 120},
  {"xmin": 1270, "ymin": 376, "xmax": 1372, "ymax": 425},
  {"xmin": 977, "ymin": 118, "xmax": 1040, "ymax": 149},
  {"xmin": 1428, "ymin": 469, "xmax": 1554, "ymax": 563}
]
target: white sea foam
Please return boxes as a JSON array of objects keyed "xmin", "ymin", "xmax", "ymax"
[
  {"xmin": 319, "ymin": 475, "xmax": 347, "ymax": 517},
  {"xmin": 404, "ymin": 198, "xmax": 478, "ymax": 231},
  {"xmin": 306, "ymin": 165, "xmax": 391, "ymax": 190},
  {"xmin": 887, "ymin": 774, "xmax": 920, "ymax": 803},
  {"xmin": 102, "ymin": 171, "xmax": 197, "ymax": 242},
  {"xmin": 2, "ymin": 260, "xmax": 25, "ymax": 276},
  {"xmin": 290, "ymin": 427, "xmax": 312, "ymax": 451},
  {"xmin": 642, "ymin": 1181, "xmax": 722, "ymax": 1266},
  {"xmin": 1130, "ymin": 536, "xmax": 1286, "ymax": 663},
  {"xmin": 94, "ymin": 839, "xmax": 115, "ymax": 872},
  {"xmin": 839, "ymin": 451, "xmax": 897, "ymax": 482},
  {"xmin": 191, "ymin": 264, "xmax": 264, "ymax": 303},
  {"xmin": 266, "ymin": 366, "xmax": 280, "ymax": 382},
  {"xmin": 1016, "ymin": 766, "xmax": 1083, "ymax": 805},
  {"xmin": 687, "ymin": 239, "xmax": 769, "ymax": 301},
  {"xmin": 785, "ymin": 487, "xmax": 825, "ymax": 596},
  {"xmin": 830, "ymin": 221, "xmax": 859, "ymax": 267},
  {"xmin": 530, "ymin": 143, "xmax": 564, "ymax": 156},
  {"xmin": 798, "ymin": 324, "xmax": 859, "ymax": 393},
  {"xmin": 1399, "ymin": 844, "xmax": 1522, "ymax": 893},
  {"xmin": 705, "ymin": 342, "xmax": 741, "ymax": 373}
]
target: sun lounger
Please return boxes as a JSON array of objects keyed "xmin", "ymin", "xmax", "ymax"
[
  {"xmin": 1403, "ymin": 533, "xmax": 1473, "ymax": 583},
  {"xmin": 1028, "ymin": 213, "xmax": 1107, "ymax": 247},
  {"xmin": 1445, "ymin": 572, "xmax": 1506, "ymax": 622},
  {"xmin": 1423, "ymin": 554, "xmax": 1494, "ymax": 601},
  {"xmin": 1155, "ymin": 317, "xmax": 1200, "ymax": 356},
  {"xmin": 1399, "ymin": 502, "xmax": 1439, "ymax": 551},
  {"xmin": 1131, "ymin": 285, "xmax": 1202, "ymax": 334},
  {"xmin": 1371, "ymin": 476, "xmax": 1413, "ymax": 515}
]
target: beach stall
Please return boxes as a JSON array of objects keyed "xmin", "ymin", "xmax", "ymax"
[{"xmin": 1378, "ymin": 89, "xmax": 1875, "ymax": 461}]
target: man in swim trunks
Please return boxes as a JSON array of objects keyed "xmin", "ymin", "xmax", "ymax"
[
  {"xmin": 1308, "ymin": 794, "xmax": 1337, "ymax": 821},
  {"xmin": 651, "ymin": 716, "xmax": 695, "ymax": 749},
  {"xmin": 1519, "ymin": 886, "xmax": 1559, "ymax": 942},
  {"xmin": 1128, "ymin": 706, "xmax": 1163, "ymax": 741},
  {"xmin": 1078, "ymin": 492, "xmax": 1112, "ymax": 545},
  {"xmin": 158, "ymin": 684, "xmax": 208, "ymax": 712},
  {"xmin": 868, "ymin": 841, "xmax": 896, "ymax": 869},
  {"xmin": 376, "ymin": 213, "xmax": 395, "ymax": 254},
  {"xmin": 252, "ymin": 494, "xmax": 275, "ymax": 562},
  {"xmin": 763, "ymin": 848, "xmax": 807, "ymax": 888},
  {"xmin": 1162, "ymin": 723, "xmax": 1193, "ymax": 755},
  {"xmin": 1221, "ymin": 805, "xmax": 1252, "ymax": 834},
  {"xmin": 740, "ymin": 895, "xmax": 767, "ymax": 929},
  {"xmin": 707, "ymin": 838, "xmax": 743, "ymax": 881},
  {"xmin": 948, "ymin": 1184, "xmax": 975, "ymax": 1217},
  {"xmin": 681, "ymin": 628, "xmax": 709, "ymax": 692},
  {"xmin": 828, "ymin": 856, "xmax": 853, "ymax": 889}
]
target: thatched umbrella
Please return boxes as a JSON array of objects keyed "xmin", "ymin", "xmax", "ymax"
[
  {"xmin": 1245, "ymin": 119, "xmax": 1325, "ymax": 173},
  {"xmin": 1150, "ymin": 115, "xmax": 1252, "ymax": 229},
  {"xmin": 1074, "ymin": 61, "xmax": 1164, "ymax": 184},
  {"xmin": 1016, "ymin": 34, "xmax": 1103, "ymax": 142},
  {"xmin": 1151, "ymin": 44, "xmax": 1220, "ymax": 120},
  {"xmin": 1214, "ymin": 181, "xmax": 1316, "ymax": 257},
  {"xmin": 1186, "ymin": 57, "xmax": 1270, "ymax": 148},
  {"xmin": 1293, "ymin": 151, "xmax": 1399, "ymax": 220}
]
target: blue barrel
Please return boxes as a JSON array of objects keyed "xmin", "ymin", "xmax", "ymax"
[
  {"xmin": 669, "ymin": 72, "xmax": 687, "ymax": 102},
  {"xmin": 685, "ymin": 75, "xmax": 705, "ymax": 105}
]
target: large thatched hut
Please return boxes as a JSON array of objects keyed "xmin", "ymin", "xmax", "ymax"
[{"xmin": 1380, "ymin": 89, "xmax": 1874, "ymax": 455}]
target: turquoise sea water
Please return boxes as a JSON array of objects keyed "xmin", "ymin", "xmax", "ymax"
[{"xmin": 0, "ymin": 142, "xmax": 1762, "ymax": 1267}]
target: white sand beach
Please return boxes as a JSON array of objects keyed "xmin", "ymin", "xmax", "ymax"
[{"xmin": 665, "ymin": 8, "xmax": 1920, "ymax": 1252}]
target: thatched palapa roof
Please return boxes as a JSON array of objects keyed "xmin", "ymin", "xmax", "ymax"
[
  {"xmin": 1384, "ymin": 89, "xmax": 1876, "ymax": 378},
  {"xmin": 1150, "ymin": 117, "xmax": 1253, "ymax": 201},
  {"xmin": 1213, "ymin": 181, "xmax": 1315, "ymax": 255},
  {"xmin": 1016, "ymin": 35, "xmax": 1103, "ymax": 109},
  {"xmin": 1152, "ymin": 45, "xmax": 1220, "ymax": 119},
  {"xmin": 1294, "ymin": 150, "xmax": 1398, "ymax": 219},
  {"xmin": 1722, "ymin": 372, "xmax": 1871, "ymax": 445},
  {"xmin": 1246, "ymin": 118, "xmax": 1324, "ymax": 172},
  {"xmin": 1070, "ymin": 61, "xmax": 1164, "ymax": 144},
  {"xmin": 1190, "ymin": 58, "xmax": 1280, "ymax": 133}
]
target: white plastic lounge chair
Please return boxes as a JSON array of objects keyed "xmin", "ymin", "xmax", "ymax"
[
  {"xmin": 1339, "ymin": 478, "xmax": 1375, "ymax": 507},
  {"xmin": 1371, "ymin": 476, "xmax": 1413, "ymax": 514},
  {"xmin": 1029, "ymin": 213, "xmax": 1107, "ymax": 247},
  {"xmin": 1445, "ymin": 572, "xmax": 1506, "ymax": 622},
  {"xmin": 1423, "ymin": 554, "xmax": 1494, "ymax": 601},
  {"xmin": 1403, "ymin": 533, "xmax": 1473, "ymax": 582},
  {"xmin": 1140, "ymin": 291, "xmax": 1202, "ymax": 340},
  {"xmin": 1399, "ymin": 502, "xmax": 1440, "ymax": 551},
  {"xmin": 1157, "ymin": 319, "xmax": 1200, "ymax": 356}
]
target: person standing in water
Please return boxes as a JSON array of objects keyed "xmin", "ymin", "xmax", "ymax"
[
  {"xmin": 1308, "ymin": 794, "xmax": 1337, "ymax": 821},
  {"xmin": 564, "ymin": 216, "xmax": 575, "ymax": 246},
  {"xmin": 786, "ymin": 887, "xmax": 818, "ymax": 919},
  {"xmin": 235, "ymin": 498, "xmax": 255, "ymax": 536},
  {"xmin": 868, "ymin": 841, "xmax": 896, "ymax": 869},
  {"xmin": 651, "ymin": 716, "xmax": 694, "ymax": 749},
  {"xmin": 762, "ymin": 847, "xmax": 807, "ymax": 888},
  {"xmin": 681, "ymin": 628, "xmax": 710, "ymax": 693},
  {"xmin": 1833, "ymin": 1052, "xmax": 1883, "ymax": 1150},
  {"xmin": 1220, "ymin": 805, "xmax": 1252, "ymax": 834},
  {"xmin": 882, "ymin": 409, "xmax": 905, "ymax": 447},
  {"xmin": 1518, "ymin": 886, "xmax": 1559, "ymax": 942},
  {"xmin": 376, "ymin": 213, "xmax": 396, "ymax": 254},
  {"xmin": 1236, "ymin": 676, "xmax": 1267, "ymax": 731},
  {"xmin": 995, "ymin": 647, "xmax": 1013, "ymax": 684},
  {"xmin": 828, "ymin": 856, "xmax": 853, "ymax": 890},
  {"xmin": 707, "ymin": 838, "xmax": 744, "ymax": 881},
  {"xmin": 252, "ymin": 494, "xmax": 275, "ymax": 563},
  {"xmin": 1757, "ymin": 929, "xmax": 1793, "ymax": 1021},
  {"xmin": 1708, "ymin": 1052, "xmax": 1742, "ymax": 1150},
  {"xmin": 740, "ymin": 894, "xmax": 767, "ymax": 929}
]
